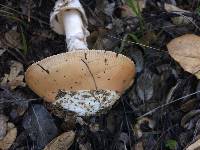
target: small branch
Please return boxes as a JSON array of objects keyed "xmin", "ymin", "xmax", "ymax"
[
  {"xmin": 81, "ymin": 59, "xmax": 97, "ymax": 90},
  {"xmin": 37, "ymin": 64, "xmax": 49, "ymax": 74}
]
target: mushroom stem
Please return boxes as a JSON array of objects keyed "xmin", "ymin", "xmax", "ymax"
[{"xmin": 63, "ymin": 9, "xmax": 88, "ymax": 51}]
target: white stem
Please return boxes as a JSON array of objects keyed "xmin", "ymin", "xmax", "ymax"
[{"xmin": 63, "ymin": 10, "xmax": 88, "ymax": 51}]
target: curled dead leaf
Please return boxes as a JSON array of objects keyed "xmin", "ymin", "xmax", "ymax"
[
  {"xmin": 4, "ymin": 30, "xmax": 22, "ymax": 49},
  {"xmin": 44, "ymin": 131, "xmax": 75, "ymax": 150},
  {"xmin": 181, "ymin": 109, "xmax": 200, "ymax": 129},
  {"xmin": 167, "ymin": 34, "xmax": 200, "ymax": 79},
  {"xmin": 164, "ymin": 3, "xmax": 192, "ymax": 25},
  {"xmin": 0, "ymin": 123, "xmax": 17, "ymax": 150},
  {"xmin": 0, "ymin": 60, "xmax": 25, "ymax": 89},
  {"xmin": 0, "ymin": 115, "xmax": 8, "ymax": 140}
]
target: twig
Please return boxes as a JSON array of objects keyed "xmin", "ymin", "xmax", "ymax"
[
  {"xmin": 81, "ymin": 59, "xmax": 97, "ymax": 90},
  {"xmin": 106, "ymin": 34, "xmax": 165, "ymax": 52},
  {"xmin": 0, "ymin": 4, "xmax": 49, "ymax": 25},
  {"xmin": 137, "ymin": 90, "xmax": 200, "ymax": 118}
]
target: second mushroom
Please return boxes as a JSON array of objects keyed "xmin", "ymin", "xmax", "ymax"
[{"xmin": 25, "ymin": 0, "xmax": 136, "ymax": 116}]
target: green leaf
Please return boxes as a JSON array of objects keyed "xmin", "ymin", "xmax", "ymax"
[{"xmin": 165, "ymin": 139, "xmax": 177, "ymax": 150}]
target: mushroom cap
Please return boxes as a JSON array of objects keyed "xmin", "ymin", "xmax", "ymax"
[
  {"xmin": 25, "ymin": 50, "xmax": 135, "ymax": 102},
  {"xmin": 50, "ymin": 0, "xmax": 88, "ymax": 35}
]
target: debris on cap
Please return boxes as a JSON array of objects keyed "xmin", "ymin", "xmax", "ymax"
[
  {"xmin": 167, "ymin": 34, "xmax": 200, "ymax": 79},
  {"xmin": 25, "ymin": 50, "xmax": 135, "ymax": 116}
]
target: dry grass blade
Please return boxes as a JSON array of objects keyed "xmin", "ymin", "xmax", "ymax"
[
  {"xmin": 106, "ymin": 34, "xmax": 164, "ymax": 52},
  {"xmin": 138, "ymin": 90, "xmax": 200, "ymax": 118},
  {"xmin": 0, "ymin": 3, "xmax": 49, "ymax": 25}
]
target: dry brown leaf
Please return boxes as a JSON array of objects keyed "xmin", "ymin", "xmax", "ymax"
[
  {"xmin": 0, "ymin": 60, "xmax": 25, "ymax": 89},
  {"xmin": 0, "ymin": 123, "xmax": 17, "ymax": 150},
  {"xmin": 44, "ymin": 131, "xmax": 75, "ymax": 150},
  {"xmin": 5, "ymin": 30, "xmax": 22, "ymax": 49},
  {"xmin": 167, "ymin": 34, "xmax": 200, "ymax": 79},
  {"xmin": 0, "ymin": 115, "xmax": 8, "ymax": 140},
  {"xmin": 164, "ymin": 3, "xmax": 192, "ymax": 25},
  {"xmin": 186, "ymin": 138, "xmax": 200, "ymax": 150}
]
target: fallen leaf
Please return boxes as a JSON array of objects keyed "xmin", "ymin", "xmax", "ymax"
[
  {"xmin": 0, "ymin": 60, "xmax": 25, "ymax": 89},
  {"xmin": 186, "ymin": 138, "xmax": 200, "ymax": 150},
  {"xmin": 167, "ymin": 34, "xmax": 200, "ymax": 79},
  {"xmin": 181, "ymin": 109, "xmax": 200, "ymax": 129},
  {"xmin": 0, "ymin": 123, "xmax": 17, "ymax": 150},
  {"xmin": 136, "ymin": 69, "xmax": 154, "ymax": 102},
  {"xmin": 5, "ymin": 30, "xmax": 22, "ymax": 49},
  {"xmin": 44, "ymin": 131, "xmax": 75, "ymax": 150},
  {"xmin": 164, "ymin": 3, "xmax": 192, "ymax": 25},
  {"xmin": 0, "ymin": 115, "xmax": 8, "ymax": 140},
  {"xmin": 23, "ymin": 104, "xmax": 58, "ymax": 149}
]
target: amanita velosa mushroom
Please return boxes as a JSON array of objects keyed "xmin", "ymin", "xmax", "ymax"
[{"xmin": 25, "ymin": 0, "xmax": 135, "ymax": 116}]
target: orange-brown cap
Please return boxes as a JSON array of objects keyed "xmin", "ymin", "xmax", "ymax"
[{"xmin": 25, "ymin": 50, "xmax": 135, "ymax": 102}]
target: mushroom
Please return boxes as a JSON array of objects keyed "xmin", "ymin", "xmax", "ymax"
[
  {"xmin": 25, "ymin": 0, "xmax": 135, "ymax": 116},
  {"xmin": 50, "ymin": 0, "xmax": 89, "ymax": 51}
]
